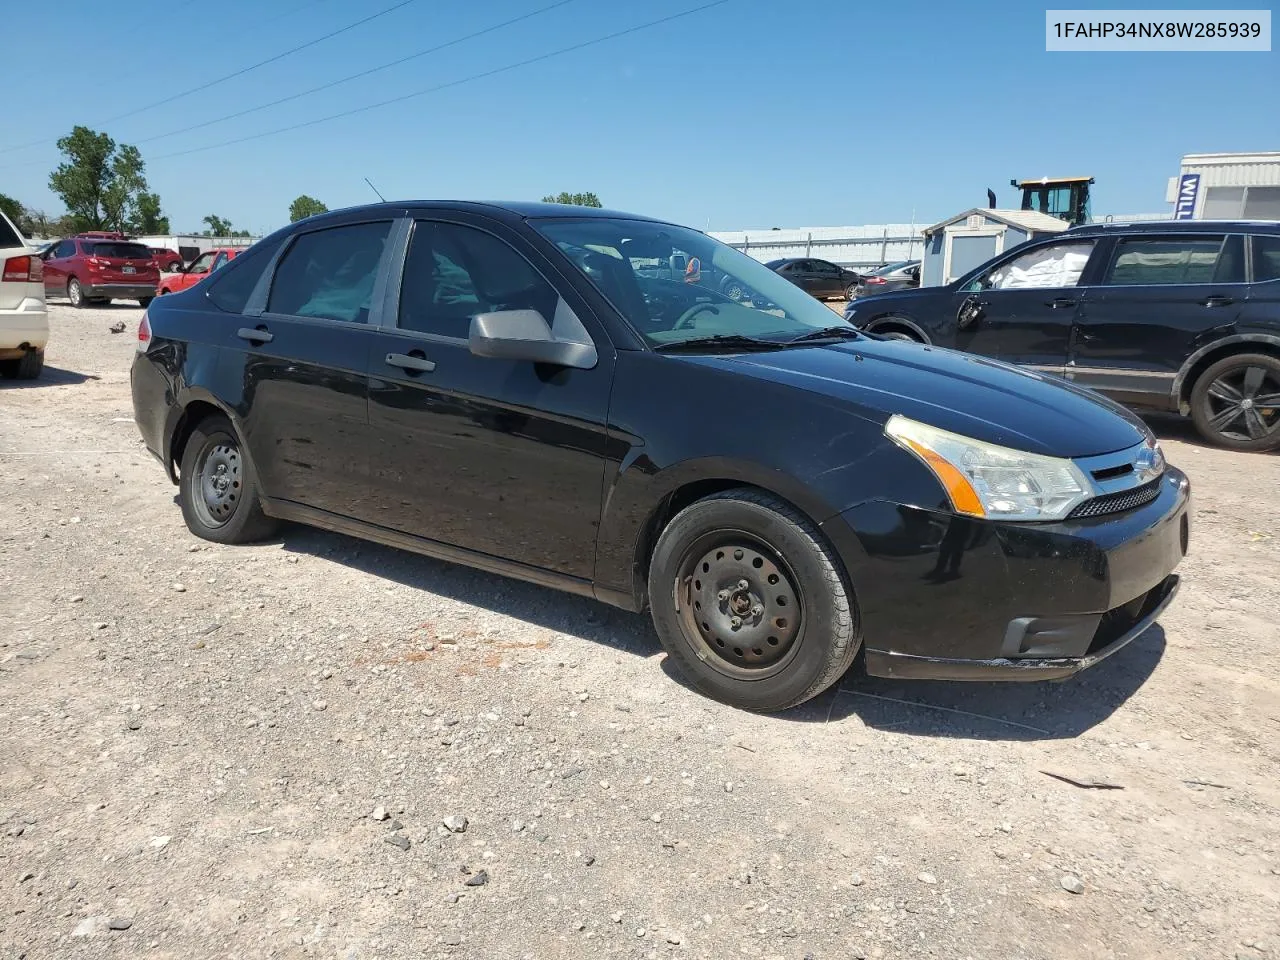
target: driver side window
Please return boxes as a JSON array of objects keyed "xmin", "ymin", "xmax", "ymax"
[
  {"xmin": 978, "ymin": 241, "xmax": 1096, "ymax": 291},
  {"xmin": 189, "ymin": 252, "xmax": 216, "ymax": 274}
]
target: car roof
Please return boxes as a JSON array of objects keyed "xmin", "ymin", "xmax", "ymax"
[
  {"xmin": 302, "ymin": 200, "xmax": 670, "ymax": 226},
  {"xmin": 1069, "ymin": 219, "xmax": 1280, "ymax": 235}
]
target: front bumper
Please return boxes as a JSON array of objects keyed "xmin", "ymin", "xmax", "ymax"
[
  {"xmin": 86, "ymin": 283, "xmax": 157, "ymax": 300},
  {"xmin": 820, "ymin": 467, "xmax": 1190, "ymax": 681}
]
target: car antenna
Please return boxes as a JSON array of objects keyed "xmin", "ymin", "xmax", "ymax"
[{"xmin": 363, "ymin": 177, "xmax": 386, "ymax": 202}]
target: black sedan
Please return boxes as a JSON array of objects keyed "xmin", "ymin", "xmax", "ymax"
[
  {"xmin": 766, "ymin": 257, "xmax": 863, "ymax": 300},
  {"xmin": 131, "ymin": 201, "xmax": 1190, "ymax": 712}
]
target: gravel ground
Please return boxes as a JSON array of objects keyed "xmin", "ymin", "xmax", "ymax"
[{"xmin": 2, "ymin": 302, "xmax": 1279, "ymax": 960}]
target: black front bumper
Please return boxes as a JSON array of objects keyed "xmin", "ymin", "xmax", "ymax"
[{"xmin": 820, "ymin": 467, "xmax": 1190, "ymax": 681}]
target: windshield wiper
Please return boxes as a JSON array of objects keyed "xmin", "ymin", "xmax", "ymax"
[
  {"xmin": 783, "ymin": 325, "xmax": 863, "ymax": 345},
  {"xmin": 652, "ymin": 334, "xmax": 784, "ymax": 353}
]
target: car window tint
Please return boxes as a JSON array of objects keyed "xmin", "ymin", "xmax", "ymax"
[
  {"xmin": 268, "ymin": 221, "xmax": 392, "ymax": 323},
  {"xmin": 987, "ymin": 241, "xmax": 1095, "ymax": 290},
  {"xmin": 0, "ymin": 215, "xmax": 21, "ymax": 247},
  {"xmin": 1104, "ymin": 237, "xmax": 1229, "ymax": 286},
  {"xmin": 398, "ymin": 221, "xmax": 560, "ymax": 339},
  {"xmin": 1253, "ymin": 235, "xmax": 1280, "ymax": 282},
  {"xmin": 91, "ymin": 242, "xmax": 151, "ymax": 259},
  {"xmin": 55, "ymin": 240, "xmax": 75, "ymax": 258},
  {"xmin": 206, "ymin": 236, "xmax": 285, "ymax": 314}
]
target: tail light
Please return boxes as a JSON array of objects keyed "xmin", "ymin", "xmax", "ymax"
[
  {"xmin": 2, "ymin": 255, "xmax": 42, "ymax": 282},
  {"xmin": 866, "ymin": 276, "xmax": 887, "ymax": 285},
  {"xmin": 137, "ymin": 312, "xmax": 152, "ymax": 353},
  {"xmin": 87, "ymin": 257, "xmax": 107, "ymax": 270}
]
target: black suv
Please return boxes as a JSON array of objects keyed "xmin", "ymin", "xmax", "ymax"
[
  {"xmin": 843, "ymin": 220, "xmax": 1280, "ymax": 452},
  {"xmin": 132, "ymin": 201, "xmax": 1189, "ymax": 712}
]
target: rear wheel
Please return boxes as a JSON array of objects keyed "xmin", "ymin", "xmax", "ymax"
[
  {"xmin": 647, "ymin": 488, "xmax": 860, "ymax": 712},
  {"xmin": 138, "ymin": 296, "xmax": 154, "ymax": 308},
  {"xmin": 67, "ymin": 277, "xmax": 85, "ymax": 307},
  {"xmin": 844, "ymin": 282, "xmax": 858, "ymax": 300},
  {"xmin": 723, "ymin": 279, "xmax": 745, "ymax": 301},
  {"xmin": 1190, "ymin": 352, "xmax": 1280, "ymax": 452},
  {"xmin": 178, "ymin": 415, "xmax": 279, "ymax": 543},
  {"xmin": 0, "ymin": 348, "xmax": 43, "ymax": 380}
]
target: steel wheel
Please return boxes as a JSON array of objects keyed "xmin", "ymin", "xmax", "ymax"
[
  {"xmin": 67, "ymin": 277, "xmax": 83, "ymax": 307},
  {"xmin": 192, "ymin": 439, "xmax": 243, "ymax": 528},
  {"xmin": 673, "ymin": 533, "xmax": 803, "ymax": 681}
]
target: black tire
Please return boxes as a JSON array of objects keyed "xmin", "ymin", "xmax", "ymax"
[
  {"xmin": 647, "ymin": 488, "xmax": 860, "ymax": 712},
  {"xmin": 844, "ymin": 283, "xmax": 858, "ymax": 300},
  {"xmin": 138, "ymin": 296, "xmax": 154, "ymax": 308},
  {"xmin": 178, "ymin": 415, "xmax": 279, "ymax": 543},
  {"xmin": 0, "ymin": 348, "xmax": 44, "ymax": 380},
  {"xmin": 1190, "ymin": 352, "xmax": 1280, "ymax": 452},
  {"xmin": 67, "ymin": 277, "xmax": 85, "ymax": 308}
]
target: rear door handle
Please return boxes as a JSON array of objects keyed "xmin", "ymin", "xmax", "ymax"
[
  {"xmin": 1047, "ymin": 297, "xmax": 1078, "ymax": 309},
  {"xmin": 237, "ymin": 326, "xmax": 273, "ymax": 344},
  {"xmin": 386, "ymin": 352, "xmax": 436, "ymax": 374},
  {"xmin": 1201, "ymin": 296, "xmax": 1234, "ymax": 307}
]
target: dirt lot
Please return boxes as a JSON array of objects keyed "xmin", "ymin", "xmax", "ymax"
[{"xmin": 3, "ymin": 303, "xmax": 1279, "ymax": 960}]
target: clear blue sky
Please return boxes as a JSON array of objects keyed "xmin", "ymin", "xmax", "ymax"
[{"xmin": 1, "ymin": 0, "xmax": 1275, "ymax": 234}]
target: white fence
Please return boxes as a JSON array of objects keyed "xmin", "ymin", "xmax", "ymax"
[{"xmin": 709, "ymin": 224, "xmax": 924, "ymax": 269}]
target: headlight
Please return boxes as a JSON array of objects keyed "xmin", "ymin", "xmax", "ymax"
[{"xmin": 885, "ymin": 415, "xmax": 1092, "ymax": 521}]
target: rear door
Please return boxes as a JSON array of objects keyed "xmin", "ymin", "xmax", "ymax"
[
  {"xmin": 231, "ymin": 217, "xmax": 397, "ymax": 515},
  {"xmin": 1070, "ymin": 233, "xmax": 1250, "ymax": 408},
  {"xmin": 360, "ymin": 213, "xmax": 615, "ymax": 579},
  {"xmin": 810, "ymin": 259, "xmax": 844, "ymax": 297},
  {"xmin": 950, "ymin": 238, "xmax": 1099, "ymax": 372}
]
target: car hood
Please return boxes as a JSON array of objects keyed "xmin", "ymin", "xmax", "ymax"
[{"xmin": 694, "ymin": 339, "xmax": 1149, "ymax": 458}]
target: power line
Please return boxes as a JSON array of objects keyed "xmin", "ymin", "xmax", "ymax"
[
  {"xmin": 135, "ymin": 0, "xmax": 577, "ymax": 146},
  {"xmin": 0, "ymin": 0, "xmax": 417, "ymax": 155},
  {"xmin": 149, "ymin": 0, "xmax": 730, "ymax": 164}
]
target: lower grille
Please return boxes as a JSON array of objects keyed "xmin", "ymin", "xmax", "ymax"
[{"xmin": 1068, "ymin": 478, "xmax": 1161, "ymax": 519}]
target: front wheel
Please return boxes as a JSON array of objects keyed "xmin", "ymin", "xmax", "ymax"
[
  {"xmin": 1190, "ymin": 353, "xmax": 1280, "ymax": 452},
  {"xmin": 647, "ymin": 488, "xmax": 860, "ymax": 712},
  {"xmin": 178, "ymin": 415, "xmax": 279, "ymax": 543}
]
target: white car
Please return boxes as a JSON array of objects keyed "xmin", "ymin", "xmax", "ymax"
[{"xmin": 0, "ymin": 210, "xmax": 47, "ymax": 379}]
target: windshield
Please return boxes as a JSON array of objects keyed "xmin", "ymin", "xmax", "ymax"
[
  {"xmin": 533, "ymin": 218, "xmax": 853, "ymax": 347},
  {"xmin": 92, "ymin": 242, "xmax": 153, "ymax": 260}
]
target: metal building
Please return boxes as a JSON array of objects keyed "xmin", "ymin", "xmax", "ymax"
[
  {"xmin": 1167, "ymin": 152, "xmax": 1280, "ymax": 220},
  {"xmin": 708, "ymin": 224, "xmax": 925, "ymax": 269}
]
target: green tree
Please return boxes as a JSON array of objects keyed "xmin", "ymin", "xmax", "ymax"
[
  {"xmin": 0, "ymin": 193, "xmax": 24, "ymax": 228},
  {"xmin": 48, "ymin": 126, "xmax": 118, "ymax": 230},
  {"xmin": 203, "ymin": 214, "xmax": 233, "ymax": 236},
  {"xmin": 541, "ymin": 191, "xmax": 602, "ymax": 207},
  {"xmin": 289, "ymin": 195, "xmax": 329, "ymax": 222},
  {"xmin": 133, "ymin": 192, "xmax": 170, "ymax": 234},
  {"xmin": 101, "ymin": 144, "xmax": 148, "ymax": 234}
]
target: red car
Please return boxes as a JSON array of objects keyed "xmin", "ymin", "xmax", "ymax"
[
  {"xmin": 41, "ymin": 236, "xmax": 160, "ymax": 307},
  {"xmin": 157, "ymin": 247, "xmax": 240, "ymax": 295},
  {"xmin": 148, "ymin": 247, "xmax": 184, "ymax": 272}
]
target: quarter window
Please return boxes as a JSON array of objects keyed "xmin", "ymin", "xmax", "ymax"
[
  {"xmin": 983, "ymin": 241, "xmax": 1095, "ymax": 290},
  {"xmin": 398, "ymin": 221, "xmax": 560, "ymax": 340},
  {"xmin": 268, "ymin": 220, "xmax": 392, "ymax": 323},
  {"xmin": 1254, "ymin": 235, "xmax": 1280, "ymax": 282},
  {"xmin": 1103, "ymin": 236, "xmax": 1243, "ymax": 286}
]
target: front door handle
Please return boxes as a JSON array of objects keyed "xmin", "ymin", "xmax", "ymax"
[
  {"xmin": 1047, "ymin": 297, "xmax": 1078, "ymax": 309},
  {"xmin": 1076, "ymin": 331, "xmax": 1100, "ymax": 343},
  {"xmin": 1201, "ymin": 296, "xmax": 1234, "ymax": 307},
  {"xmin": 237, "ymin": 326, "xmax": 273, "ymax": 344},
  {"xmin": 386, "ymin": 352, "xmax": 436, "ymax": 374}
]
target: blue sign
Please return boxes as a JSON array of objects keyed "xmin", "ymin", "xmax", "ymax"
[{"xmin": 1173, "ymin": 173, "xmax": 1200, "ymax": 220}]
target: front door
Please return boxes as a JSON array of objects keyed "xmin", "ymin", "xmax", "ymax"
[
  {"xmin": 361, "ymin": 215, "xmax": 615, "ymax": 580},
  {"xmin": 949, "ymin": 238, "xmax": 1099, "ymax": 374},
  {"xmin": 231, "ymin": 218, "xmax": 396, "ymax": 516},
  {"xmin": 1069, "ymin": 233, "xmax": 1250, "ymax": 409},
  {"xmin": 42, "ymin": 239, "xmax": 76, "ymax": 295}
]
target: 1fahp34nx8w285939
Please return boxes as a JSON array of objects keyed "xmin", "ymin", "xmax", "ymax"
[{"xmin": 131, "ymin": 201, "xmax": 1190, "ymax": 712}]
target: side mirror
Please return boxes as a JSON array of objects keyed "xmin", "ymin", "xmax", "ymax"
[{"xmin": 469, "ymin": 308, "xmax": 597, "ymax": 369}]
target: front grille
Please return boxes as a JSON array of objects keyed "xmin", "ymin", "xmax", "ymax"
[{"xmin": 1068, "ymin": 478, "xmax": 1161, "ymax": 519}]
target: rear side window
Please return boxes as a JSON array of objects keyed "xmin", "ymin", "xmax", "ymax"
[
  {"xmin": 1253, "ymin": 235, "xmax": 1280, "ymax": 282},
  {"xmin": 268, "ymin": 221, "xmax": 392, "ymax": 323},
  {"xmin": 1103, "ymin": 236, "xmax": 1244, "ymax": 285},
  {"xmin": 91, "ymin": 242, "xmax": 152, "ymax": 259},
  {"xmin": 0, "ymin": 214, "xmax": 22, "ymax": 248},
  {"xmin": 206, "ymin": 237, "xmax": 285, "ymax": 314}
]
